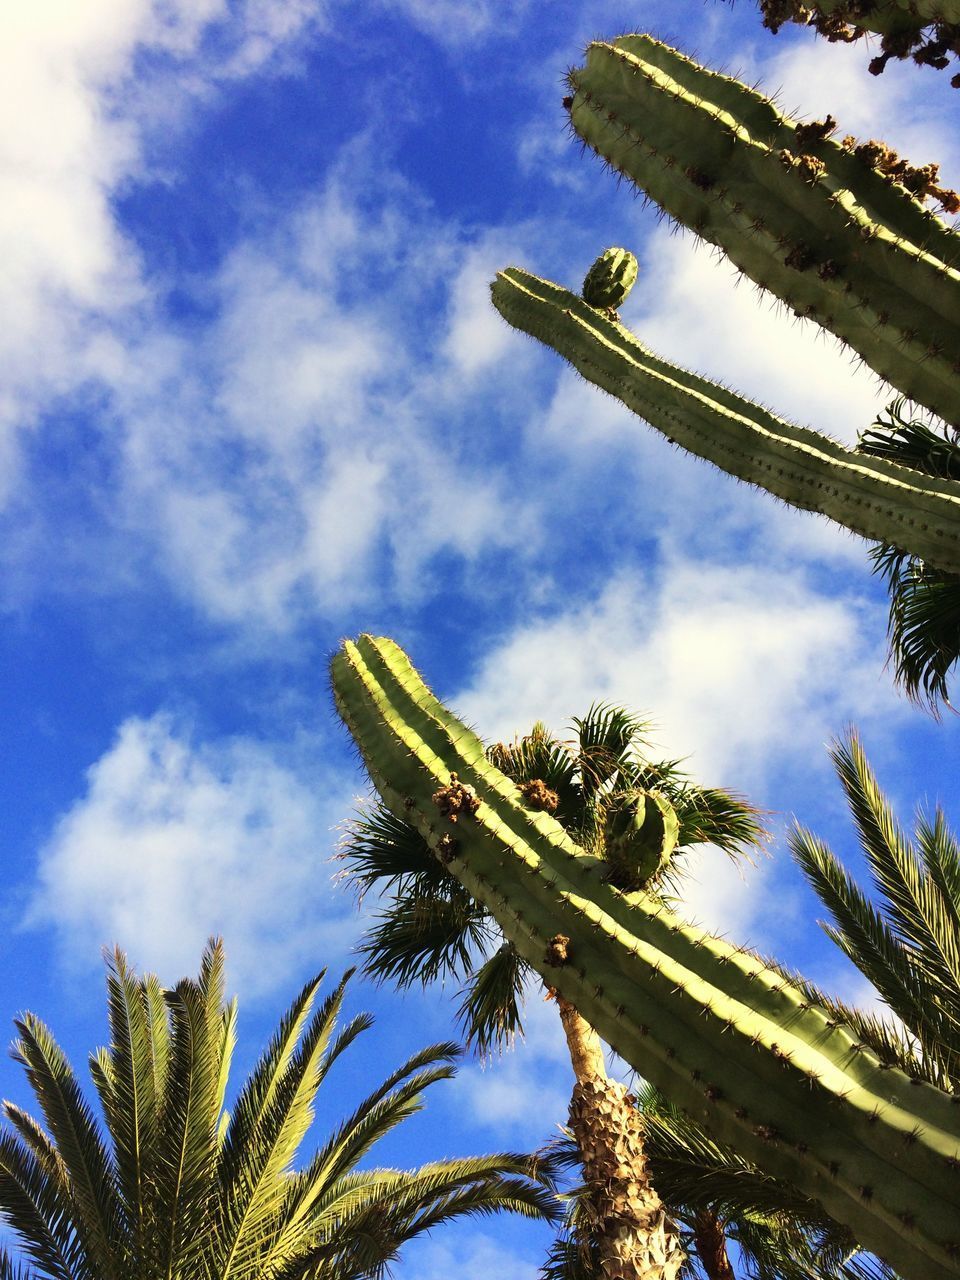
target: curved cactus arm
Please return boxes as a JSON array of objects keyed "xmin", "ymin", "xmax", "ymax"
[
  {"xmin": 565, "ymin": 34, "xmax": 960, "ymax": 426},
  {"xmin": 331, "ymin": 634, "xmax": 960, "ymax": 1280},
  {"xmin": 758, "ymin": 0, "xmax": 960, "ymax": 33},
  {"xmin": 753, "ymin": 0, "xmax": 960, "ymax": 77},
  {"xmin": 491, "ymin": 265, "xmax": 960, "ymax": 576}
]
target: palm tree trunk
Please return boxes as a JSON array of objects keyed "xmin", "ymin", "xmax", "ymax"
[
  {"xmin": 555, "ymin": 993, "xmax": 685, "ymax": 1280},
  {"xmin": 692, "ymin": 1209, "xmax": 736, "ymax": 1280}
]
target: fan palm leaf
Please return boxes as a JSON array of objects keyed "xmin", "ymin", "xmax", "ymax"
[{"xmin": 856, "ymin": 400, "xmax": 960, "ymax": 712}]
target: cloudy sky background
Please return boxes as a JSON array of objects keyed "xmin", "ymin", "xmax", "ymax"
[{"xmin": 1, "ymin": 0, "xmax": 959, "ymax": 1271}]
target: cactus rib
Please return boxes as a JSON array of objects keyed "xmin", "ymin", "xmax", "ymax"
[
  {"xmin": 490, "ymin": 265, "xmax": 960, "ymax": 576},
  {"xmin": 565, "ymin": 35, "xmax": 960, "ymax": 426},
  {"xmin": 332, "ymin": 634, "xmax": 960, "ymax": 1280}
]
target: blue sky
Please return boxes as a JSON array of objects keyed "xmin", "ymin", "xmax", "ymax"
[{"xmin": 2, "ymin": 0, "xmax": 959, "ymax": 1273}]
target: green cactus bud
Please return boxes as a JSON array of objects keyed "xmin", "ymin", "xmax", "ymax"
[
  {"xmin": 603, "ymin": 790, "xmax": 679, "ymax": 889},
  {"xmin": 582, "ymin": 246, "xmax": 639, "ymax": 310}
]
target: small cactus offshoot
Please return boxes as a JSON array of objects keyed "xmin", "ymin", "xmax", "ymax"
[{"xmin": 582, "ymin": 246, "xmax": 639, "ymax": 311}]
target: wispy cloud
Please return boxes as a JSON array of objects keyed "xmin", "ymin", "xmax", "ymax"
[
  {"xmin": 448, "ymin": 986, "xmax": 570, "ymax": 1143},
  {"xmin": 0, "ymin": 0, "xmax": 328, "ymax": 497},
  {"xmin": 27, "ymin": 713, "xmax": 355, "ymax": 996}
]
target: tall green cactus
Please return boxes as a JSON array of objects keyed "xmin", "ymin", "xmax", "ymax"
[
  {"xmin": 748, "ymin": 1, "xmax": 960, "ymax": 83},
  {"xmin": 491, "ymin": 265, "xmax": 960, "ymax": 576},
  {"xmin": 562, "ymin": 35, "xmax": 960, "ymax": 425},
  {"xmin": 331, "ymin": 634, "xmax": 960, "ymax": 1280}
]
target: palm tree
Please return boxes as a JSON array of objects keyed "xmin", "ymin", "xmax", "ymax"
[
  {"xmin": 789, "ymin": 731, "xmax": 960, "ymax": 1093},
  {"xmin": 0, "ymin": 938, "xmax": 560, "ymax": 1280},
  {"xmin": 856, "ymin": 400, "xmax": 960, "ymax": 714},
  {"xmin": 341, "ymin": 705, "xmax": 767, "ymax": 1280}
]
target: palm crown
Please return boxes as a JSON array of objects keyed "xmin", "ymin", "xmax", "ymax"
[
  {"xmin": 0, "ymin": 939, "xmax": 559, "ymax": 1280},
  {"xmin": 342, "ymin": 703, "xmax": 765, "ymax": 1054}
]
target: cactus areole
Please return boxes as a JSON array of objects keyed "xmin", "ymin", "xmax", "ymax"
[
  {"xmin": 331, "ymin": 635, "xmax": 960, "ymax": 1280},
  {"xmin": 582, "ymin": 246, "xmax": 639, "ymax": 311}
]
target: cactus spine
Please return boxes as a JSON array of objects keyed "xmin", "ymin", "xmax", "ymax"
[
  {"xmin": 491, "ymin": 265, "xmax": 960, "ymax": 576},
  {"xmin": 331, "ymin": 634, "xmax": 960, "ymax": 1280},
  {"xmin": 563, "ymin": 34, "xmax": 960, "ymax": 426}
]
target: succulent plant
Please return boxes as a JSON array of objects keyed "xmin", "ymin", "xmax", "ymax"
[
  {"xmin": 331, "ymin": 634, "xmax": 960, "ymax": 1280},
  {"xmin": 490, "ymin": 265, "xmax": 960, "ymax": 576},
  {"xmin": 746, "ymin": 0, "xmax": 960, "ymax": 84},
  {"xmin": 581, "ymin": 247, "xmax": 639, "ymax": 312}
]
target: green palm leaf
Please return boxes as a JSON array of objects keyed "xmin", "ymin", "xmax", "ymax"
[
  {"xmin": 0, "ymin": 945, "xmax": 558, "ymax": 1280},
  {"xmin": 153, "ymin": 947, "xmax": 228, "ymax": 1279},
  {"xmin": 359, "ymin": 884, "xmax": 492, "ymax": 988},
  {"xmin": 571, "ymin": 704, "xmax": 651, "ymax": 796},
  {"xmin": 216, "ymin": 975, "xmax": 357, "ymax": 1280},
  {"xmin": 857, "ymin": 400, "xmax": 960, "ymax": 711},
  {"xmin": 11, "ymin": 1016, "xmax": 120, "ymax": 1280},
  {"xmin": 0, "ymin": 1132, "xmax": 82, "ymax": 1280},
  {"xmin": 790, "ymin": 734, "xmax": 960, "ymax": 1090},
  {"xmin": 456, "ymin": 941, "xmax": 528, "ymax": 1053},
  {"xmin": 832, "ymin": 736, "xmax": 960, "ymax": 1015}
]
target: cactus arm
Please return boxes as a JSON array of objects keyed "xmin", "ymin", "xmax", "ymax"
[
  {"xmin": 331, "ymin": 635, "xmax": 960, "ymax": 1280},
  {"xmin": 490, "ymin": 265, "xmax": 960, "ymax": 576},
  {"xmin": 565, "ymin": 36, "xmax": 960, "ymax": 425},
  {"xmin": 756, "ymin": 0, "xmax": 960, "ymax": 38}
]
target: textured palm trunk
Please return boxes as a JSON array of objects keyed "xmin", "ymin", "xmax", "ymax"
[
  {"xmin": 692, "ymin": 1209, "xmax": 736, "ymax": 1280},
  {"xmin": 555, "ymin": 993, "xmax": 685, "ymax": 1280}
]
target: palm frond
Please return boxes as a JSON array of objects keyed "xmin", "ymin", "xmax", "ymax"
[
  {"xmin": 857, "ymin": 400, "xmax": 960, "ymax": 711},
  {"xmin": 670, "ymin": 783, "xmax": 767, "ymax": 859},
  {"xmin": 487, "ymin": 723, "xmax": 580, "ymax": 820},
  {"xmin": 868, "ymin": 540, "xmax": 960, "ymax": 710},
  {"xmin": 571, "ymin": 703, "xmax": 651, "ymax": 796},
  {"xmin": 857, "ymin": 400, "xmax": 960, "ymax": 482},
  {"xmin": 0, "ymin": 1246, "xmax": 40, "ymax": 1280},
  {"xmin": 11, "ymin": 1015, "xmax": 120, "ymax": 1280},
  {"xmin": 338, "ymin": 804, "xmax": 452, "ymax": 898},
  {"xmin": 832, "ymin": 736, "xmax": 960, "ymax": 1022},
  {"xmin": 358, "ymin": 884, "xmax": 493, "ymax": 988},
  {"xmin": 0, "ymin": 1131, "xmax": 82, "ymax": 1280},
  {"xmin": 153, "ymin": 944, "xmax": 226, "ymax": 1279},
  {"xmin": 216, "ymin": 974, "xmax": 356, "ymax": 1280},
  {"xmin": 789, "ymin": 828, "xmax": 940, "ymax": 1022},
  {"xmin": 96, "ymin": 947, "xmax": 162, "ymax": 1262},
  {"xmin": 296, "ymin": 1044, "xmax": 461, "ymax": 1206},
  {"xmin": 300, "ymin": 1157, "xmax": 560, "ymax": 1280},
  {"xmin": 218, "ymin": 970, "xmax": 328, "ymax": 1186},
  {"xmin": 456, "ymin": 942, "xmax": 529, "ymax": 1054}
]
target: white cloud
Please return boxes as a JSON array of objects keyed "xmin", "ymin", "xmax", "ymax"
[
  {"xmin": 0, "ymin": 0, "xmax": 328, "ymax": 498},
  {"xmin": 454, "ymin": 562, "xmax": 897, "ymax": 792},
  {"xmin": 449, "ymin": 985, "xmax": 571, "ymax": 1143},
  {"xmin": 403, "ymin": 1229, "xmax": 544, "ymax": 1280},
  {"xmin": 84, "ymin": 167, "xmax": 538, "ymax": 627},
  {"xmin": 27, "ymin": 714, "xmax": 355, "ymax": 997}
]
